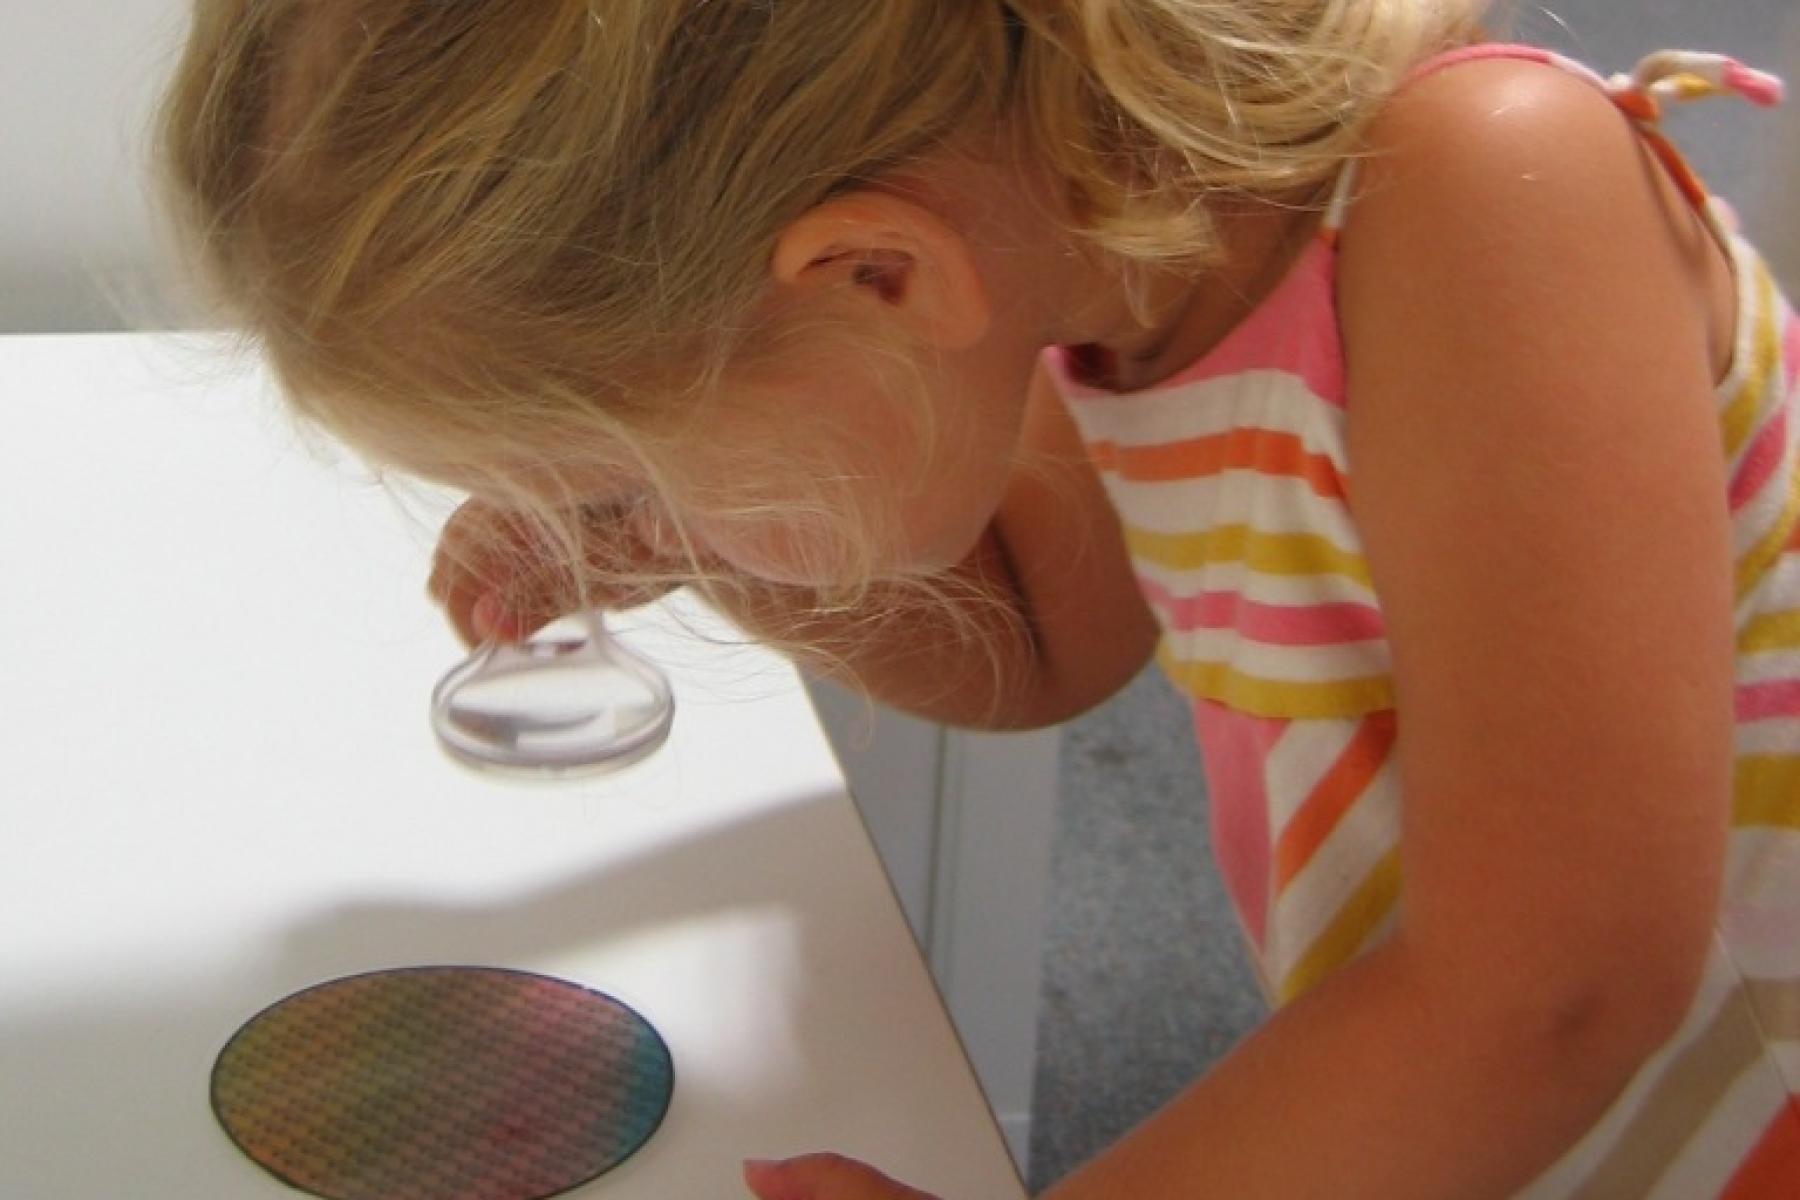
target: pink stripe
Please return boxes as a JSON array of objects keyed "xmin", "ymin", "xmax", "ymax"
[
  {"xmin": 1401, "ymin": 44, "xmax": 1564, "ymax": 88},
  {"xmin": 1149, "ymin": 245, "xmax": 1347, "ymax": 407},
  {"xmin": 1738, "ymin": 680, "xmax": 1800, "ymax": 722},
  {"xmin": 1730, "ymin": 406, "xmax": 1788, "ymax": 513},
  {"xmin": 1140, "ymin": 577, "xmax": 1386, "ymax": 646},
  {"xmin": 1723, "ymin": 60, "xmax": 1785, "ymax": 108},
  {"xmin": 1192, "ymin": 702, "xmax": 1281, "ymax": 948},
  {"xmin": 1401, "ymin": 45, "xmax": 1616, "ymax": 97}
]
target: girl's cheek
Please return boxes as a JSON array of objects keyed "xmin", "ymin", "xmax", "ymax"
[
  {"xmin": 721, "ymin": 538, "xmax": 832, "ymax": 588},
  {"xmin": 673, "ymin": 513, "xmax": 801, "ymax": 585},
  {"xmin": 691, "ymin": 515, "xmax": 881, "ymax": 590}
]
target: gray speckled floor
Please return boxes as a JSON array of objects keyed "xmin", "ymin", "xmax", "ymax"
[
  {"xmin": 1026, "ymin": 2, "xmax": 1797, "ymax": 1192},
  {"xmin": 1028, "ymin": 667, "xmax": 1266, "ymax": 1189}
]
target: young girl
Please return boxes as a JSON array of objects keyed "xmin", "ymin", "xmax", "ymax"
[{"xmin": 155, "ymin": 2, "xmax": 1799, "ymax": 1195}]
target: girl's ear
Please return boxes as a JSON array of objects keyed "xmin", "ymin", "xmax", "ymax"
[{"xmin": 769, "ymin": 192, "xmax": 991, "ymax": 349}]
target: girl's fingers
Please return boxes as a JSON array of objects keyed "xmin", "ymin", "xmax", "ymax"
[
  {"xmin": 430, "ymin": 497, "xmax": 692, "ymax": 646},
  {"xmin": 742, "ymin": 1154, "xmax": 941, "ymax": 1200}
]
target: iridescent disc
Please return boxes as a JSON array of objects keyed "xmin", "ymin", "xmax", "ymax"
[{"xmin": 212, "ymin": 967, "xmax": 674, "ymax": 1200}]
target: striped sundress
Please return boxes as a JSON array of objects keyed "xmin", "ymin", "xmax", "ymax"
[{"xmin": 1043, "ymin": 45, "xmax": 1800, "ymax": 1197}]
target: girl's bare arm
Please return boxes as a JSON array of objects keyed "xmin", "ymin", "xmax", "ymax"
[{"xmin": 1045, "ymin": 58, "xmax": 1735, "ymax": 1200}]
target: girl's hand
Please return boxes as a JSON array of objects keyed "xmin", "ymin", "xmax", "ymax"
[
  {"xmin": 742, "ymin": 1155, "xmax": 942, "ymax": 1200},
  {"xmin": 426, "ymin": 497, "xmax": 687, "ymax": 647}
]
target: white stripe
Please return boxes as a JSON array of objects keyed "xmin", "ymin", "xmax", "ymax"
[
  {"xmin": 1738, "ymin": 579, "xmax": 1800, "ymax": 632},
  {"xmin": 1735, "ymin": 645, "xmax": 1800, "ymax": 686},
  {"xmin": 1099, "ymin": 470, "xmax": 1364, "ymax": 546},
  {"xmin": 1065, "ymin": 367, "xmax": 1342, "ymax": 445},
  {"xmin": 1719, "ymin": 909, "xmax": 1800, "ymax": 980},
  {"xmin": 1711, "ymin": 237, "xmax": 1784, "ymax": 445},
  {"xmin": 1263, "ymin": 720, "xmax": 1364, "ymax": 831},
  {"xmin": 1721, "ymin": 269, "xmax": 1796, "ymax": 574},
  {"xmin": 1734, "ymin": 718, "xmax": 1800, "ymax": 758},
  {"xmin": 1706, "ymin": 235, "xmax": 1769, "ymax": 423},
  {"xmin": 1065, "ymin": 370, "xmax": 1348, "ymax": 466},
  {"xmin": 1137, "ymin": 568, "xmax": 1375, "ymax": 626},
  {"xmin": 1723, "ymin": 832, "xmax": 1800, "ymax": 916},
  {"xmin": 1740, "ymin": 552, "xmax": 1800, "ymax": 624},
  {"xmin": 1720, "ymin": 828, "xmax": 1800, "ymax": 981}
]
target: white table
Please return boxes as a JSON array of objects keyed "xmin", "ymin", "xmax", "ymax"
[{"xmin": 0, "ymin": 332, "xmax": 1028, "ymax": 1199}]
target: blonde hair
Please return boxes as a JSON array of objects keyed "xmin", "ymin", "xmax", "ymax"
[
  {"xmin": 1009, "ymin": 0, "xmax": 1484, "ymax": 261},
  {"xmin": 153, "ymin": 0, "xmax": 1482, "ymax": 677}
]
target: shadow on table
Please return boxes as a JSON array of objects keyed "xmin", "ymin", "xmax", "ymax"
[{"xmin": 0, "ymin": 789, "xmax": 914, "ymax": 1197}]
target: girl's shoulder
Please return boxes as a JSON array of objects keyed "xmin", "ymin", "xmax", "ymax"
[
  {"xmin": 1337, "ymin": 49, "xmax": 1735, "ymax": 384},
  {"xmin": 1349, "ymin": 50, "xmax": 1705, "ymax": 257}
]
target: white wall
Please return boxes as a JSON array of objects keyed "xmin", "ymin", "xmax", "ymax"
[
  {"xmin": 1, "ymin": 1, "xmax": 190, "ymax": 333},
  {"xmin": 7, "ymin": 2, "xmax": 1798, "ymax": 334}
]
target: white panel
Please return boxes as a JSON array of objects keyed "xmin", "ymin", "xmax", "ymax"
[
  {"xmin": 0, "ymin": 2, "xmax": 191, "ymax": 332},
  {"xmin": 934, "ymin": 726, "xmax": 1059, "ymax": 1175},
  {"xmin": 805, "ymin": 680, "xmax": 944, "ymax": 944}
]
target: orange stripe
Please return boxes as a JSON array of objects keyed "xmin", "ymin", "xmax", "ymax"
[
  {"xmin": 1088, "ymin": 428, "xmax": 1347, "ymax": 500},
  {"xmin": 1720, "ymin": 1102, "xmax": 1800, "ymax": 1200},
  {"xmin": 1641, "ymin": 125, "xmax": 1713, "ymax": 210},
  {"xmin": 1272, "ymin": 711, "xmax": 1398, "ymax": 892}
]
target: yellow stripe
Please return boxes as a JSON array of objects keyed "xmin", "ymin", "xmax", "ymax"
[
  {"xmin": 1277, "ymin": 846, "xmax": 1403, "ymax": 1005},
  {"xmin": 1669, "ymin": 73, "xmax": 1723, "ymax": 102},
  {"xmin": 1126, "ymin": 523, "xmax": 1373, "ymax": 586},
  {"xmin": 1720, "ymin": 261, "xmax": 1779, "ymax": 459},
  {"xmin": 1734, "ymin": 756, "xmax": 1800, "ymax": 829},
  {"xmin": 1739, "ymin": 610, "xmax": 1800, "ymax": 654},
  {"xmin": 1159, "ymin": 648, "xmax": 1396, "ymax": 719},
  {"xmin": 1736, "ymin": 462, "xmax": 1800, "ymax": 602}
]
